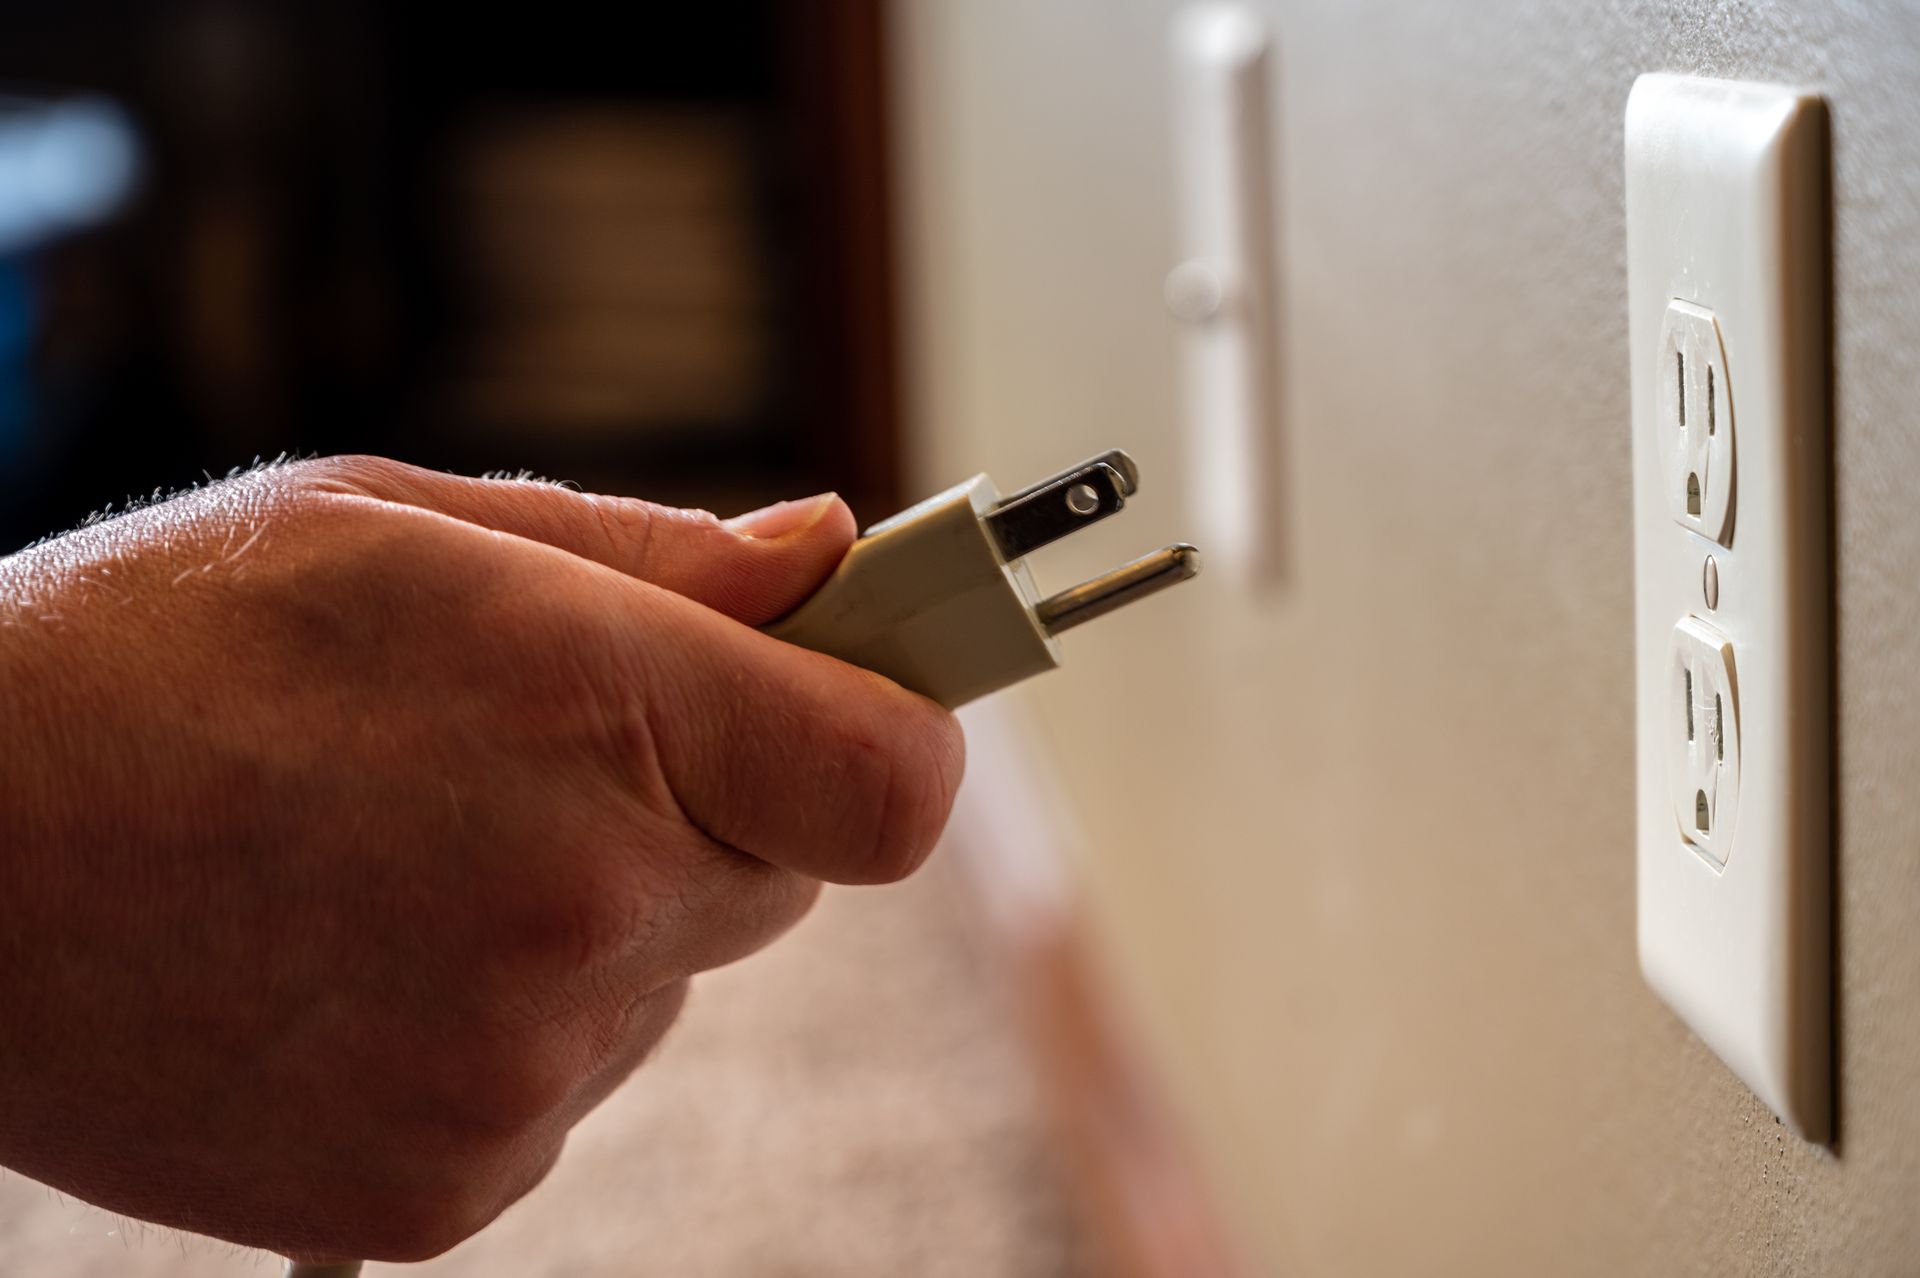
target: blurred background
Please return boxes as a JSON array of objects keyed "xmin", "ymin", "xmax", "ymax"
[
  {"xmin": 8, "ymin": 1, "xmax": 1920, "ymax": 1276},
  {"xmin": 0, "ymin": 0, "xmax": 903, "ymax": 550},
  {"xmin": 0, "ymin": 2, "xmax": 1190, "ymax": 1276}
]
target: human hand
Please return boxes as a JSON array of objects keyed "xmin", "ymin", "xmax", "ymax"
[{"xmin": 0, "ymin": 457, "xmax": 963, "ymax": 1262}]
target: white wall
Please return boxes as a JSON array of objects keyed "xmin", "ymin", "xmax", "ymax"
[{"xmin": 891, "ymin": 1, "xmax": 1920, "ymax": 1273}]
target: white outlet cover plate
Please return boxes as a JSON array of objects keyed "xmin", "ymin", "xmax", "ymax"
[{"xmin": 1627, "ymin": 74, "xmax": 1831, "ymax": 1140}]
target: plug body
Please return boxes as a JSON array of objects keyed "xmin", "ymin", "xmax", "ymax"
[
  {"xmin": 766, "ymin": 476, "xmax": 1060, "ymax": 707},
  {"xmin": 764, "ymin": 451, "xmax": 1197, "ymax": 708}
]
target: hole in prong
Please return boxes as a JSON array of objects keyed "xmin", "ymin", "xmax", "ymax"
[
  {"xmin": 1687, "ymin": 473, "xmax": 1701, "ymax": 517},
  {"xmin": 1695, "ymin": 789, "xmax": 1710, "ymax": 832},
  {"xmin": 1064, "ymin": 483, "xmax": 1100, "ymax": 516},
  {"xmin": 1676, "ymin": 350, "xmax": 1686, "ymax": 427}
]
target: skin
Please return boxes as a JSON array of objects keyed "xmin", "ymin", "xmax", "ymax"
[{"xmin": 0, "ymin": 456, "xmax": 964, "ymax": 1262}]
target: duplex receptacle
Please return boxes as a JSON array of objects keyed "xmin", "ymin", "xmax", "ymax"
[{"xmin": 1628, "ymin": 73, "xmax": 1830, "ymax": 1141}]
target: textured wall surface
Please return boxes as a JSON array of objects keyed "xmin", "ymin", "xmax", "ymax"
[{"xmin": 891, "ymin": 1, "xmax": 1920, "ymax": 1272}]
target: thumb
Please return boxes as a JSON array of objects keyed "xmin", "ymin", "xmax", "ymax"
[{"xmin": 294, "ymin": 456, "xmax": 857, "ymax": 625}]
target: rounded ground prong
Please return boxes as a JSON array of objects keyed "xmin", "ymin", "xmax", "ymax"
[{"xmin": 1035, "ymin": 543, "xmax": 1201, "ymax": 636}]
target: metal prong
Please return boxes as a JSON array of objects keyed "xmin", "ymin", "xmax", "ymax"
[
  {"xmin": 999, "ymin": 448, "xmax": 1140, "ymax": 505},
  {"xmin": 1035, "ymin": 543, "xmax": 1201, "ymax": 636},
  {"xmin": 984, "ymin": 456, "xmax": 1133, "ymax": 561}
]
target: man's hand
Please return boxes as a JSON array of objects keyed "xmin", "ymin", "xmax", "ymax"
[{"xmin": 0, "ymin": 457, "xmax": 963, "ymax": 1262}]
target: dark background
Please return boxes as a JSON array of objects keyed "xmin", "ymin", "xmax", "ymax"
[{"xmin": 0, "ymin": 0, "xmax": 900, "ymax": 551}]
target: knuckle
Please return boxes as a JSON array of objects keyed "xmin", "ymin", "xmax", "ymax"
[
  {"xmin": 584, "ymin": 490, "xmax": 664, "ymax": 574},
  {"xmin": 285, "ymin": 453, "xmax": 405, "ymax": 497},
  {"xmin": 207, "ymin": 456, "xmax": 425, "ymax": 556},
  {"xmin": 474, "ymin": 1051, "xmax": 576, "ymax": 1128},
  {"xmin": 440, "ymin": 874, "xmax": 650, "ymax": 1120},
  {"xmin": 356, "ymin": 1203, "xmax": 461, "ymax": 1262},
  {"xmin": 357, "ymin": 1170, "xmax": 512, "ymax": 1263},
  {"xmin": 437, "ymin": 1041, "xmax": 579, "ymax": 1134},
  {"xmin": 495, "ymin": 853, "xmax": 648, "ymax": 983}
]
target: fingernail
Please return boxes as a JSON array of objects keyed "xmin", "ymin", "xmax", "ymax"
[{"xmin": 725, "ymin": 493, "xmax": 838, "ymax": 540}]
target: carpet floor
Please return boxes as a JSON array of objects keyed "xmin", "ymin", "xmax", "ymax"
[{"xmin": 0, "ymin": 856, "xmax": 1094, "ymax": 1276}]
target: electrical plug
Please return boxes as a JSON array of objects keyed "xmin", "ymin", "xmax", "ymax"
[{"xmin": 764, "ymin": 449, "xmax": 1198, "ymax": 708}]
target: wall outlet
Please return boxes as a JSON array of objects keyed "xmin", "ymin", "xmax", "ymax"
[{"xmin": 1627, "ymin": 74, "xmax": 1831, "ymax": 1141}]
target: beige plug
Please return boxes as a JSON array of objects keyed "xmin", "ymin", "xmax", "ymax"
[{"xmin": 763, "ymin": 450, "xmax": 1198, "ymax": 708}]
